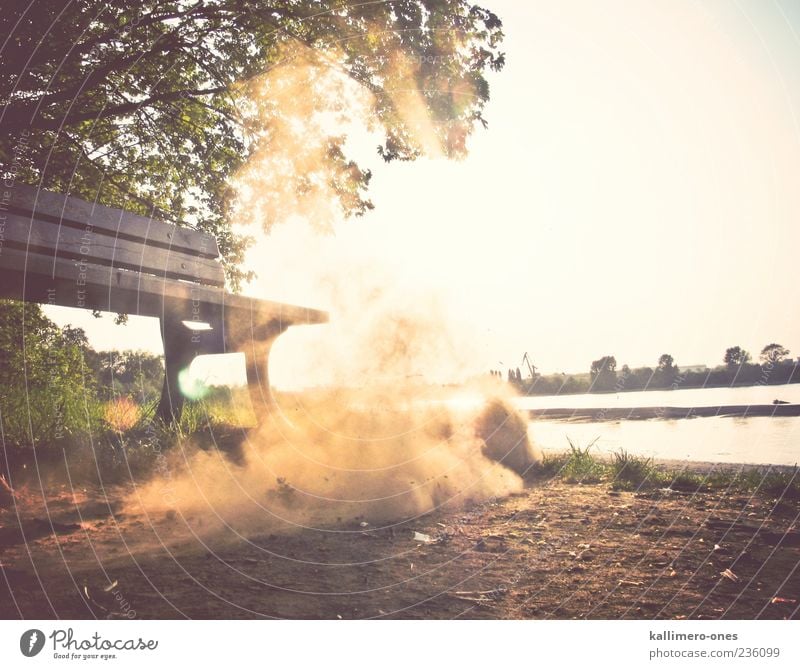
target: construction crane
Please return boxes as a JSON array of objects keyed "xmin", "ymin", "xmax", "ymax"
[{"xmin": 521, "ymin": 352, "xmax": 538, "ymax": 379}]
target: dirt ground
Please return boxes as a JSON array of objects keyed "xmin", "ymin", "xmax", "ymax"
[{"xmin": 1, "ymin": 474, "xmax": 798, "ymax": 620}]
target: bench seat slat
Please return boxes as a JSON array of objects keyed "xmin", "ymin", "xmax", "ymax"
[
  {"xmin": 1, "ymin": 211, "xmax": 225, "ymax": 287},
  {"xmin": 6, "ymin": 183, "xmax": 220, "ymax": 259},
  {"xmin": 0, "ymin": 247, "xmax": 328, "ymax": 325}
]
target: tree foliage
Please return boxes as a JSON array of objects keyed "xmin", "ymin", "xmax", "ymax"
[
  {"xmin": 86, "ymin": 349, "xmax": 164, "ymax": 403},
  {"xmin": 657, "ymin": 353, "xmax": 675, "ymax": 371},
  {"xmin": 0, "ymin": 300, "xmax": 98, "ymax": 446},
  {"xmin": 590, "ymin": 355, "xmax": 617, "ymax": 377},
  {"xmin": 0, "ymin": 0, "xmax": 504, "ymax": 287},
  {"xmin": 723, "ymin": 346, "xmax": 751, "ymax": 367},
  {"xmin": 589, "ymin": 355, "xmax": 617, "ymax": 390},
  {"xmin": 760, "ymin": 343, "xmax": 790, "ymax": 365},
  {"xmin": 654, "ymin": 353, "xmax": 678, "ymax": 386}
]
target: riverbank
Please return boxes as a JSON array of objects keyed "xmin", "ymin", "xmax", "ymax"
[{"xmin": 530, "ymin": 404, "xmax": 800, "ymax": 421}]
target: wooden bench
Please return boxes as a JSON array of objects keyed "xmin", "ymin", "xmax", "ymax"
[{"xmin": 0, "ymin": 183, "xmax": 327, "ymax": 423}]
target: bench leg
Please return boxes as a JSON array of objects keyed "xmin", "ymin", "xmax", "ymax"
[
  {"xmin": 243, "ymin": 340, "xmax": 275, "ymax": 418},
  {"xmin": 156, "ymin": 315, "xmax": 196, "ymax": 424},
  {"xmin": 224, "ymin": 311, "xmax": 286, "ymax": 423}
]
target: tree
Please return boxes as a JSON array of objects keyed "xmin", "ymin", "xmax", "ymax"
[
  {"xmin": 590, "ymin": 355, "xmax": 617, "ymax": 377},
  {"xmin": 760, "ymin": 343, "xmax": 790, "ymax": 365},
  {"xmin": 724, "ymin": 346, "xmax": 751, "ymax": 367},
  {"xmin": 654, "ymin": 353, "xmax": 678, "ymax": 388},
  {"xmin": 86, "ymin": 350, "xmax": 165, "ymax": 402},
  {"xmin": 657, "ymin": 354, "xmax": 675, "ymax": 371},
  {"xmin": 0, "ymin": 1, "xmax": 504, "ymax": 288},
  {"xmin": 589, "ymin": 355, "xmax": 617, "ymax": 391},
  {"xmin": 631, "ymin": 366, "xmax": 655, "ymax": 390},
  {"xmin": 562, "ymin": 376, "xmax": 584, "ymax": 394}
]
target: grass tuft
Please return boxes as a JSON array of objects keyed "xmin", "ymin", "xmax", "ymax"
[
  {"xmin": 558, "ymin": 437, "xmax": 607, "ymax": 484},
  {"xmin": 610, "ymin": 449, "xmax": 657, "ymax": 490},
  {"xmin": 533, "ymin": 443, "xmax": 800, "ymax": 503}
]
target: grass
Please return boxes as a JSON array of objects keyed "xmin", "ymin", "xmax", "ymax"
[
  {"xmin": 561, "ymin": 437, "xmax": 606, "ymax": 483},
  {"xmin": 2, "ymin": 391, "xmax": 257, "ymax": 486},
  {"xmin": 537, "ymin": 437, "xmax": 606, "ymax": 484},
  {"xmin": 611, "ymin": 449, "xmax": 656, "ymax": 490},
  {"xmin": 533, "ymin": 438, "xmax": 800, "ymax": 501},
  {"xmin": 91, "ymin": 393, "xmax": 256, "ymax": 478}
]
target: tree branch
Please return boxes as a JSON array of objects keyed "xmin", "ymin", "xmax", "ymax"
[{"xmin": 2, "ymin": 86, "xmax": 228, "ymax": 131}]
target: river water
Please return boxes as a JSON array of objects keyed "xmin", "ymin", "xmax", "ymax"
[{"xmin": 514, "ymin": 384, "xmax": 800, "ymax": 466}]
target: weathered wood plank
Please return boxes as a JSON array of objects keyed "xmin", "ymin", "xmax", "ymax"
[
  {"xmin": 0, "ymin": 247, "xmax": 328, "ymax": 325},
  {"xmin": 1, "ymin": 211, "xmax": 225, "ymax": 287},
  {"xmin": 6, "ymin": 183, "xmax": 220, "ymax": 259}
]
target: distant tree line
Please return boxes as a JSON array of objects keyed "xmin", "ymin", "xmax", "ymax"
[{"xmin": 497, "ymin": 344, "xmax": 800, "ymax": 396}]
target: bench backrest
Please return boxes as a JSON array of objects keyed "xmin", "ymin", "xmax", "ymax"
[
  {"xmin": 0, "ymin": 184, "xmax": 327, "ymax": 329},
  {"xmin": 1, "ymin": 183, "xmax": 224, "ymax": 287}
]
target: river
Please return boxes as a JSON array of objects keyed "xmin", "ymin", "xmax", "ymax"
[{"xmin": 514, "ymin": 384, "xmax": 800, "ymax": 466}]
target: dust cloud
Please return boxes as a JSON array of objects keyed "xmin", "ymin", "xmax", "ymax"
[
  {"xmin": 128, "ymin": 383, "xmax": 540, "ymax": 536},
  {"xmin": 125, "ymin": 40, "xmax": 540, "ymax": 537},
  {"xmin": 127, "ymin": 288, "xmax": 542, "ymax": 536}
]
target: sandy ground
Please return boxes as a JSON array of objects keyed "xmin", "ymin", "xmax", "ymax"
[{"xmin": 1, "ymin": 473, "xmax": 798, "ymax": 619}]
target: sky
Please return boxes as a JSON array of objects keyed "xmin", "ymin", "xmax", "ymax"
[{"xmin": 46, "ymin": 0, "xmax": 800, "ymax": 388}]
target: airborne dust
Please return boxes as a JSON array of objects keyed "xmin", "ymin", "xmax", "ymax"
[
  {"xmin": 127, "ymin": 289, "xmax": 541, "ymax": 537},
  {"xmin": 127, "ymin": 42, "xmax": 541, "ymax": 537}
]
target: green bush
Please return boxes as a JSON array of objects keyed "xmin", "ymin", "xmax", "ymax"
[{"xmin": 0, "ymin": 300, "xmax": 102, "ymax": 450}]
